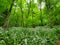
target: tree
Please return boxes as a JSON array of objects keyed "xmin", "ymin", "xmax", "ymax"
[{"xmin": 3, "ymin": 0, "xmax": 15, "ymax": 28}]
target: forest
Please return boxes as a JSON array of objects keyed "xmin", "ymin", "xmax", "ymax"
[{"xmin": 0, "ymin": 0, "xmax": 60, "ymax": 45}]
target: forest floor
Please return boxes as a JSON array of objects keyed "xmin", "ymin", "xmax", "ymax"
[{"xmin": 0, "ymin": 25, "xmax": 60, "ymax": 45}]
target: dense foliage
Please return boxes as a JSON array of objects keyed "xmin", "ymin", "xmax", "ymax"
[
  {"xmin": 0, "ymin": 0, "xmax": 60, "ymax": 45},
  {"xmin": 0, "ymin": 26, "xmax": 60, "ymax": 45},
  {"xmin": 0, "ymin": 0, "xmax": 60, "ymax": 27}
]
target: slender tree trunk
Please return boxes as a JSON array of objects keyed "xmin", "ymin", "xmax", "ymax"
[
  {"xmin": 26, "ymin": 1, "xmax": 31, "ymax": 28},
  {"xmin": 20, "ymin": 0, "xmax": 24, "ymax": 27},
  {"xmin": 39, "ymin": 2, "xmax": 43, "ymax": 26},
  {"xmin": 45, "ymin": 0, "xmax": 53, "ymax": 28},
  {"xmin": 3, "ymin": 0, "xmax": 15, "ymax": 28},
  {"xmin": 21, "ymin": 8, "xmax": 24, "ymax": 27},
  {"xmin": 30, "ymin": 1, "xmax": 34, "ymax": 28},
  {"xmin": 32, "ymin": 9, "xmax": 35, "ymax": 28},
  {"xmin": 26, "ymin": 7, "xmax": 30, "ymax": 28}
]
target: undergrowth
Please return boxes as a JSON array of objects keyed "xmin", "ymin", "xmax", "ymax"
[{"xmin": 0, "ymin": 26, "xmax": 60, "ymax": 45}]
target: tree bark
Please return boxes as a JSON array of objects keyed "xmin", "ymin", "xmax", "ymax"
[
  {"xmin": 3, "ymin": 0, "xmax": 15, "ymax": 28},
  {"xmin": 39, "ymin": 2, "xmax": 43, "ymax": 26},
  {"xmin": 26, "ymin": 2, "xmax": 30, "ymax": 28},
  {"xmin": 57, "ymin": 40, "xmax": 60, "ymax": 45},
  {"xmin": 20, "ymin": 1, "xmax": 23, "ymax": 27},
  {"xmin": 20, "ymin": 0, "xmax": 24, "ymax": 27}
]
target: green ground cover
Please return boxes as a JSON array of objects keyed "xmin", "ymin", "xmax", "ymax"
[{"xmin": 0, "ymin": 26, "xmax": 60, "ymax": 45}]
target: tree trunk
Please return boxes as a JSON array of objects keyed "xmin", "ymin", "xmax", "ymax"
[
  {"xmin": 39, "ymin": 2, "xmax": 43, "ymax": 26},
  {"xmin": 26, "ymin": 2, "xmax": 30, "ymax": 28},
  {"xmin": 19, "ymin": 0, "xmax": 24, "ymax": 27},
  {"xmin": 3, "ymin": 0, "xmax": 15, "ymax": 28},
  {"xmin": 21, "ymin": 8, "xmax": 24, "ymax": 27},
  {"xmin": 57, "ymin": 40, "xmax": 60, "ymax": 45}
]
